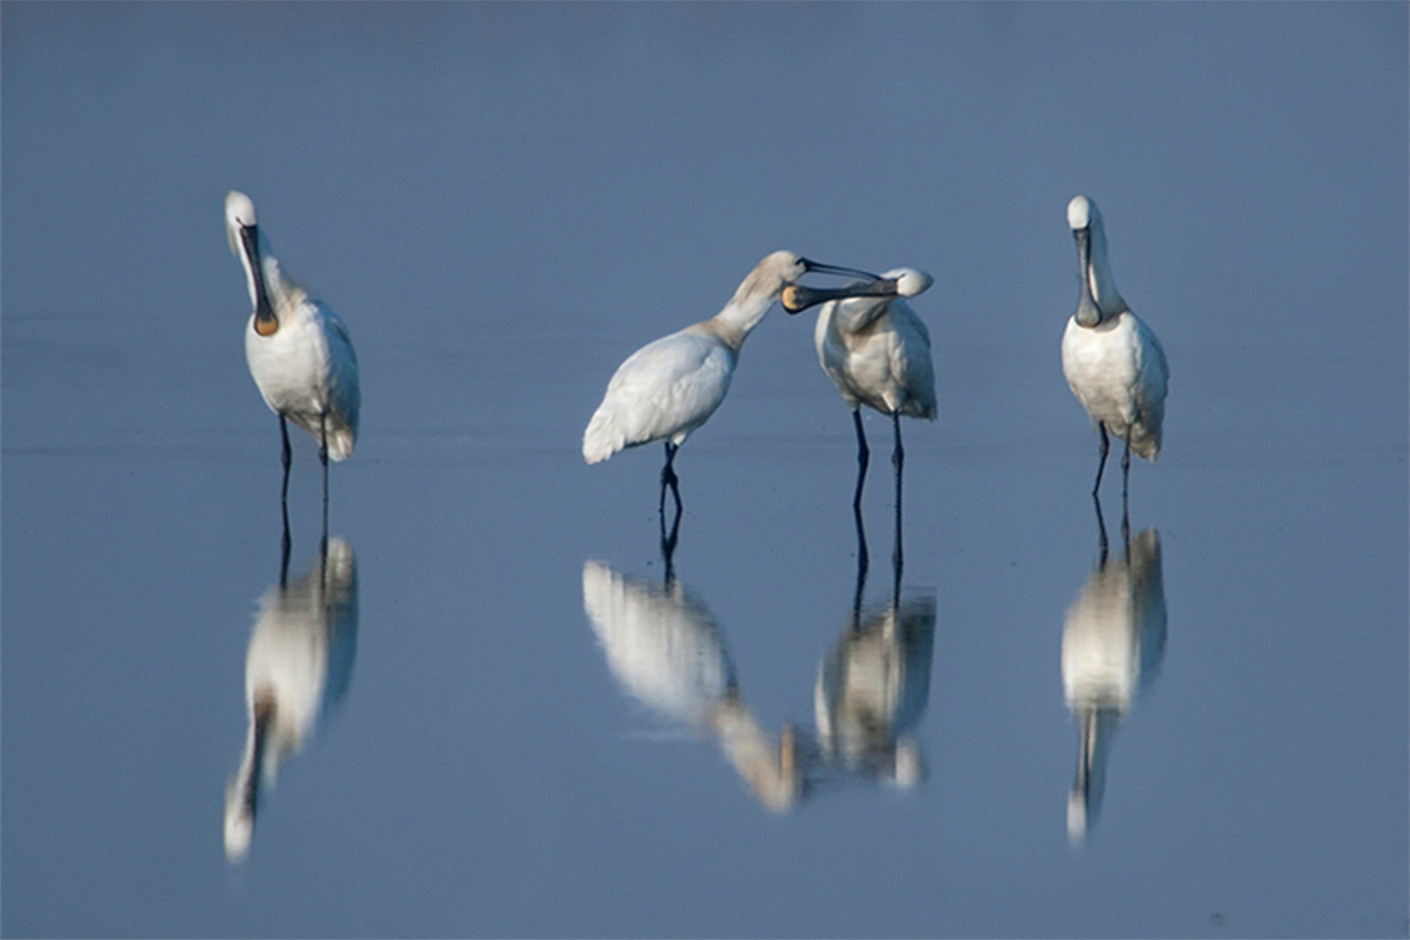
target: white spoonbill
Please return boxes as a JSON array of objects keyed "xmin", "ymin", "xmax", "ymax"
[
  {"xmin": 226, "ymin": 191, "xmax": 361, "ymax": 507},
  {"xmin": 1060, "ymin": 196, "xmax": 1168, "ymax": 500},
  {"xmin": 782, "ymin": 268, "xmax": 935, "ymax": 528},
  {"xmin": 583, "ymin": 251, "xmax": 895, "ymax": 513}
]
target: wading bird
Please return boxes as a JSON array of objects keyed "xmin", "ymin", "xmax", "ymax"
[
  {"xmin": 226, "ymin": 191, "xmax": 361, "ymax": 516},
  {"xmin": 782, "ymin": 268, "xmax": 935, "ymax": 528},
  {"xmin": 1060, "ymin": 196, "xmax": 1168, "ymax": 501},
  {"xmin": 583, "ymin": 251, "xmax": 894, "ymax": 515}
]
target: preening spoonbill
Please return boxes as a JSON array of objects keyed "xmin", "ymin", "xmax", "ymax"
[
  {"xmin": 226, "ymin": 191, "xmax": 361, "ymax": 509},
  {"xmin": 225, "ymin": 538, "xmax": 359, "ymax": 862},
  {"xmin": 1061, "ymin": 527, "xmax": 1166, "ymax": 843},
  {"xmin": 583, "ymin": 251, "xmax": 895, "ymax": 514},
  {"xmin": 783, "ymin": 268, "xmax": 934, "ymax": 547},
  {"xmin": 1060, "ymin": 196, "xmax": 1168, "ymax": 500}
]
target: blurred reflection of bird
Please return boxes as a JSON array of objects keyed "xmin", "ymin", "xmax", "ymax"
[
  {"xmin": 783, "ymin": 267, "xmax": 935, "ymax": 546},
  {"xmin": 225, "ymin": 538, "xmax": 359, "ymax": 862},
  {"xmin": 582, "ymin": 559, "xmax": 800, "ymax": 812},
  {"xmin": 1061, "ymin": 526, "xmax": 1166, "ymax": 843},
  {"xmin": 582, "ymin": 251, "xmax": 893, "ymax": 516},
  {"xmin": 814, "ymin": 592, "xmax": 936, "ymax": 788},
  {"xmin": 1060, "ymin": 195, "xmax": 1168, "ymax": 502},
  {"xmin": 813, "ymin": 520, "xmax": 936, "ymax": 790},
  {"xmin": 225, "ymin": 191, "xmax": 361, "ymax": 519}
]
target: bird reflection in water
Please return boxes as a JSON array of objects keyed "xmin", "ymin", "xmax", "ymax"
[
  {"xmin": 1061, "ymin": 509, "xmax": 1166, "ymax": 844},
  {"xmin": 813, "ymin": 519, "xmax": 936, "ymax": 791},
  {"xmin": 582, "ymin": 543, "xmax": 800, "ymax": 812},
  {"xmin": 224, "ymin": 537, "xmax": 359, "ymax": 862}
]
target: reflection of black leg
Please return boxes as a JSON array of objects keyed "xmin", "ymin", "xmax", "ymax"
[
  {"xmin": 890, "ymin": 511, "xmax": 904, "ymax": 612},
  {"xmin": 853, "ymin": 495, "xmax": 869, "ymax": 613},
  {"xmin": 318, "ymin": 527, "xmax": 331, "ymax": 591},
  {"xmin": 660, "ymin": 494, "xmax": 682, "ymax": 584},
  {"xmin": 279, "ymin": 517, "xmax": 293, "ymax": 589},
  {"xmin": 850, "ymin": 528, "xmax": 869, "ymax": 629},
  {"xmin": 1120, "ymin": 491, "xmax": 1131, "ymax": 553},
  {"xmin": 659, "ymin": 442, "xmax": 681, "ymax": 518},
  {"xmin": 1092, "ymin": 423, "xmax": 1110, "ymax": 497},
  {"xmin": 892, "ymin": 411, "xmax": 904, "ymax": 571},
  {"xmin": 1093, "ymin": 492, "xmax": 1109, "ymax": 565},
  {"xmin": 852, "ymin": 410, "xmax": 869, "ymax": 514}
]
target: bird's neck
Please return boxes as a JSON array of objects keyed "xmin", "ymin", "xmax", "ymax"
[
  {"xmin": 831, "ymin": 294, "xmax": 891, "ymax": 335},
  {"xmin": 257, "ymin": 257, "xmax": 309, "ymax": 330},
  {"xmin": 1085, "ymin": 235, "xmax": 1129, "ymax": 324},
  {"xmin": 709, "ymin": 291, "xmax": 775, "ymax": 352}
]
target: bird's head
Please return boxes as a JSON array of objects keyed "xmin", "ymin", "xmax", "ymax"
[
  {"xmin": 225, "ymin": 190, "xmax": 278, "ymax": 333},
  {"xmin": 1067, "ymin": 195, "xmax": 1127, "ymax": 327},
  {"xmin": 780, "ymin": 264, "xmax": 932, "ymax": 315},
  {"xmin": 225, "ymin": 190, "xmax": 259, "ymax": 254}
]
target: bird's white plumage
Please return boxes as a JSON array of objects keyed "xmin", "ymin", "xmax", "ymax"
[
  {"xmin": 1061, "ymin": 195, "xmax": 1168, "ymax": 464},
  {"xmin": 244, "ymin": 300, "xmax": 361, "ymax": 460},
  {"xmin": 813, "ymin": 267, "xmax": 937, "ymax": 421},
  {"xmin": 226, "ymin": 190, "xmax": 360, "ymax": 462},
  {"xmin": 1066, "ymin": 193, "xmax": 1092, "ymax": 230},
  {"xmin": 1061, "ymin": 313, "xmax": 1167, "ymax": 460},
  {"xmin": 583, "ymin": 326, "xmax": 735, "ymax": 464},
  {"xmin": 583, "ymin": 250, "xmax": 815, "ymax": 465}
]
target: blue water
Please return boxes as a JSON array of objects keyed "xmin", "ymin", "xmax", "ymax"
[{"xmin": 3, "ymin": 4, "xmax": 1406, "ymax": 937}]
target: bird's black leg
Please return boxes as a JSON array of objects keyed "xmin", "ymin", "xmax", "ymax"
[
  {"xmin": 1120, "ymin": 430, "xmax": 1132, "ymax": 547},
  {"xmin": 1092, "ymin": 422, "xmax": 1110, "ymax": 498},
  {"xmin": 660, "ymin": 442, "xmax": 682, "ymax": 518},
  {"xmin": 1120, "ymin": 428, "xmax": 1131, "ymax": 503},
  {"xmin": 1093, "ymin": 490, "xmax": 1109, "ymax": 565},
  {"xmin": 892, "ymin": 411, "xmax": 905, "ymax": 571},
  {"xmin": 280, "ymin": 414, "xmax": 293, "ymax": 504},
  {"xmin": 320, "ymin": 412, "xmax": 330, "ymax": 543},
  {"xmin": 851, "ymin": 410, "xmax": 871, "ymax": 576},
  {"xmin": 852, "ymin": 409, "xmax": 870, "ymax": 514},
  {"xmin": 279, "ymin": 415, "xmax": 293, "ymax": 580}
]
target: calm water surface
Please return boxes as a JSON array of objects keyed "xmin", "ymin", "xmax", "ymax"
[{"xmin": 3, "ymin": 4, "xmax": 1406, "ymax": 937}]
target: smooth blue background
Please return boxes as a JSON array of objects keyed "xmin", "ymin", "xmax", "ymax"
[{"xmin": 3, "ymin": 3, "xmax": 1406, "ymax": 937}]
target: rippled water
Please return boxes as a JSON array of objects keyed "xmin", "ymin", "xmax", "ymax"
[{"xmin": 3, "ymin": 4, "xmax": 1406, "ymax": 937}]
